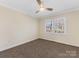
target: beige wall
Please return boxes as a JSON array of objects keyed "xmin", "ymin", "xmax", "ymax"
[
  {"xmin": 40, "ymin": 11, "xmax": 79, "ymax": 47},
  {"xmin": 0, "ymin": 6, "xmax": 38, "ymax": 51},
  {"xmin": 0, "ymin": 4, "xmax": 79, "ymax": 51}
]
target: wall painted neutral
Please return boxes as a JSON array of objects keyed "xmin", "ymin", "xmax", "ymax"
[
  {"xmin": 0, "ymin": 5, "xmax": 38, "ymax": 51},
  {"xmin": 39, "ymin": 10, "xmax": 79, "ymax": 47},
  {"xmin": 0, "ymin": 4, "xmax": 79, "ymax": 52}
]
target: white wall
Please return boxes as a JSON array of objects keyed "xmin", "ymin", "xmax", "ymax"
[
  {"xmin": 40, "ymin": 10, "xmax": 79, "ymax": 47},
  {"xmin": 0, "ymin": 5, "xmax": 38, "ymax": 51}
]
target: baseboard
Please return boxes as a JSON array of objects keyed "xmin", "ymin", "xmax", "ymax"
[
  {"xmin": 39, "ymin": 38, "xmax": 79, "ymax": 48},
  {"xmin": 0, "ymin": 38, "xmax": 38, "ymax": 52}
]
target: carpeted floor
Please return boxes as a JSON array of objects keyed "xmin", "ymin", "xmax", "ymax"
[{"xmin": 0, "ymin": 39, "xmax": 79, "ymax": 58}]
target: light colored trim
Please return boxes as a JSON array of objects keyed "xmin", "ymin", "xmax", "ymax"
[
  {"xmin": 37, "ymin": 7, "xmax": 79, "ymax": 19},
  {"xmin": 42, "ymin": 38, "xmax": 79, "ymax": 47},
  {"xmin": 0, "ymin": 3, "xmax": 34, "ymax": 18},
  {"xmin": 0, "ymin": 38, "xmax": 37, "ymax": 52},
  {"xmin": 0, "ymin": 2, "xmax": 79, "ymax": 19}
]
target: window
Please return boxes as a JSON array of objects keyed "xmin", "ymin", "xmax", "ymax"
[{"xmin": 45, "ymin": 17, "xmax": 66, "ymax": 33}]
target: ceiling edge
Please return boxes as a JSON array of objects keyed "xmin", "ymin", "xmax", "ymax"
[
  {"xmin": 0, "ymin": 3, "xmax": 35, "ymax": 19},
  {"xmin": 36, "ymin": 7, "xmax": 79, "ymax": 19},
  {"xmin": 0, "ymin": 2, "xmax": 79, "ymax": 19}
]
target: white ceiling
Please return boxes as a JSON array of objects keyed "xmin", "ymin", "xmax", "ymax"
[{"xmin": 0, "ymin": 0, "xmax": 79, "ymax": 18}]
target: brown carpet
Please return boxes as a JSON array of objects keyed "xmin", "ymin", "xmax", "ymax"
[{"xmin": 0, "ymin": 39, "xmax": 79, "ymax": 58}]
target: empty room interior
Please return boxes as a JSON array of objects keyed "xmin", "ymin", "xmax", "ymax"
[{"xmin": 0, "ymin": 0, "xmax": 79, "ymax": 58}]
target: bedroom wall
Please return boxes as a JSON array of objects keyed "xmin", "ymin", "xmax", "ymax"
[
  {"xmin": 39, "ymin": 10, "xmax": 79, "ymax": 47},
  {"xmin": 0, "ymin": 5, "xmax": 38, "ymax": 51}
]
